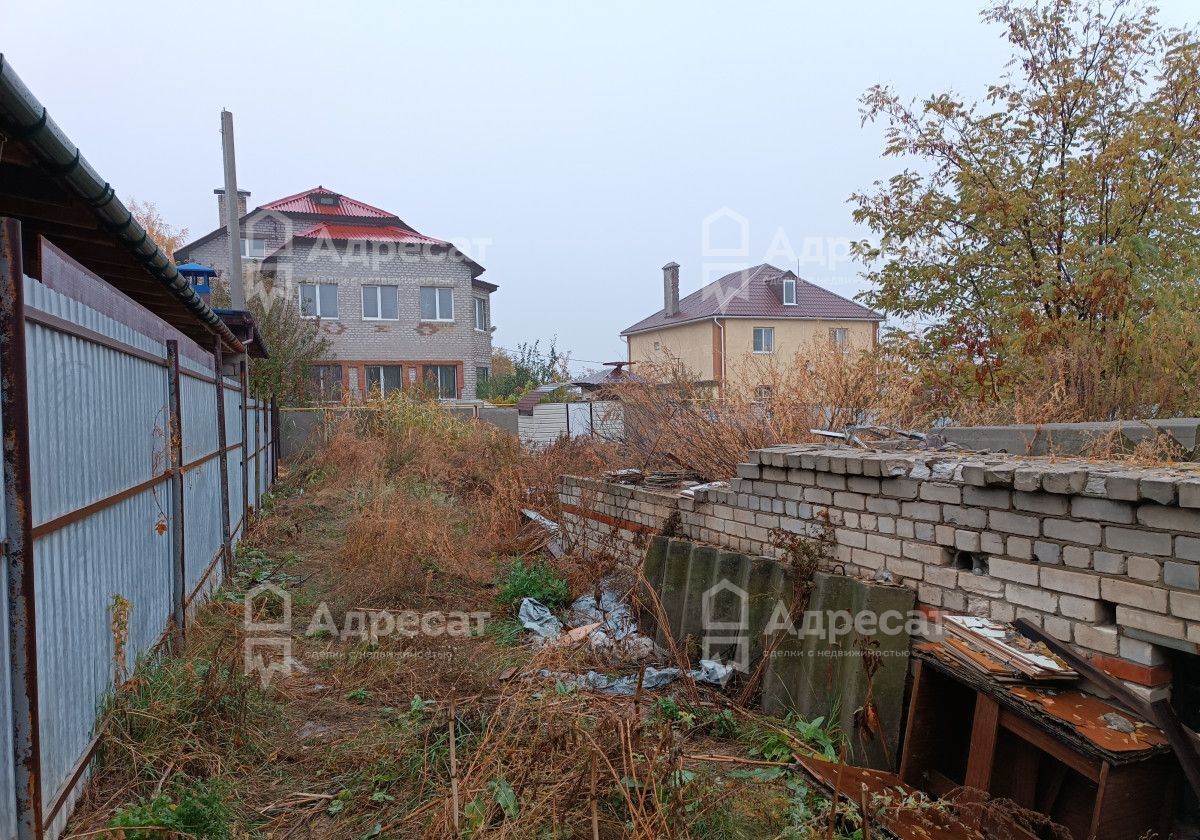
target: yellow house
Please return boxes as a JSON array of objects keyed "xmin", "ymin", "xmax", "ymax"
[{"xmin": 621, "ymin": 263, "xmax": 882, "ymax": 386}]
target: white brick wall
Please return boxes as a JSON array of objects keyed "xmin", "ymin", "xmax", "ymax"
[
  {"xmin": 562, "ymin": 445, "xmax": 1200, "ymax": 684},
  {"xmin": 179, "ymin": 212, "xmax": 494, "ymax": 399}
]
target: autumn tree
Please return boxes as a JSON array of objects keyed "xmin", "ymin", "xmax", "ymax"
[
  {"xmin": 851, "ymin": 0, "xmax": 1200, "ymax": 420},
  {"xmin": 210, "ymin": 273, "xmax": 330, "ymax": 405},
  {"xmin": 128, "ymin": 199, "xmax": 189, "ymax": 260}
]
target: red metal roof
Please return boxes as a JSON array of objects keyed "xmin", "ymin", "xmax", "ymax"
[
  {"xmin": 260, "ymin": 186, "xmax": 397, "ymax": 219},
  {"xmin": 295, "ymin": 222, "xmax": 448, "ymax": 246},
  {"xmin": 621, "ymin": 264, "xmax": 882, "ymax": 335}
]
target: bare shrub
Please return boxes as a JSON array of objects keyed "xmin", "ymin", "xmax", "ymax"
[{"xmin": 614, "ymin": 341, "xmax": 919, "ymax": 480}]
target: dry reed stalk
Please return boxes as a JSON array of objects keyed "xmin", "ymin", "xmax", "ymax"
[{"xmin": 449, "ymin": 695, "xmax": 460, "ymax": 832}]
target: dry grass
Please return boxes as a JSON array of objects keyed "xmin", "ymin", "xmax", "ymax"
[
  {"xmin": 297, "ymin": 393, "xmax": 620, "ymax": 606},
  {"xmin": 614, "ymin": 342, "xmax": 920, "ymax": 480}
]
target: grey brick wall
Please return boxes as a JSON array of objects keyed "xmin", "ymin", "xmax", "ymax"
[
  {"xmin": 562, "ymin": 445, "xmax": 1200, "ymax": 697},
  {"xmin": 178, "ymin": 212, "xmax": 494, "ymax": 399}
]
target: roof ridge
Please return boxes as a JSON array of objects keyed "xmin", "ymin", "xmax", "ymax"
[{"xmin": 260, "ymin": 186, "xmax": 398, "ymax": 218}]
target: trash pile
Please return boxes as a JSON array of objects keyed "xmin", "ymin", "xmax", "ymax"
[{"xmin": 516, "ymin": 580, "xmax": 734, "ymax": 694}]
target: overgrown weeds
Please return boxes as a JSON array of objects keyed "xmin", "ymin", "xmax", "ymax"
[
  {"xmin": 495, "ymin": 556, "xmax": 571, "ymax": 610},
  {"xmin": 301, "ymin": 393, "xmax": 618, "ymax": 607}
]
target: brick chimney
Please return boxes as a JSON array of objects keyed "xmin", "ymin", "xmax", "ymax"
[
  {"xmin": 663, "ymin": 261, "xmax": 680, "ymax": 316},
  {"xmin": 214, "ymin": 188, "xmax": 250, "ymax": 228}
]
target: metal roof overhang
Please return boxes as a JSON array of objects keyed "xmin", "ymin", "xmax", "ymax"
[{"xmin": 0, "ymin": 55, "xmax": 242, "ymax": 352}]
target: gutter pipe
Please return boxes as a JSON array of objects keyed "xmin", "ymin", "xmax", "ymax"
[{"xmin": 0, "ymin": 55, "xmax": 242, "ymax": 352}]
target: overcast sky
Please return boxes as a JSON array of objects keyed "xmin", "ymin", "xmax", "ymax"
[{"xmin": 5, "ymin": 1, "xmax": 1197, "ymax": 372}]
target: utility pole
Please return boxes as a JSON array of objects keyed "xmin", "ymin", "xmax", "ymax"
[{"xmin": 220, "ymin": 109, "xmax": 246, "ymax": 309}]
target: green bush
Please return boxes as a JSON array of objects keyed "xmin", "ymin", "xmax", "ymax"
[
  {"xmin": 108, "ymin": 779, "xmax": 233, "ymax": 839},
  {"xmin": 495, "ymin": 557, "xmax": 570, "ymax": 610}
]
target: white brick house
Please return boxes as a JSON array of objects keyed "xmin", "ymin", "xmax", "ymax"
[{"xmin": 176, "ymin": 186, "xmax": 497, "ymax": 400}]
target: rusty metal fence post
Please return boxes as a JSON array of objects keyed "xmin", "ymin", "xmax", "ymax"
[
  {"xmin": 165, "ymin": 341, "xmax": 186, "ymax": 649},
  {"xmin": 271, "ymin": 396, "xmax": 279, "ymax": 482},
  {"xmin": 1, "ymin": 218, "xmax": 44, "ymax": 839},
  {"xmin": 213, "ymin": 339, "xmax": 233, "ymax": 579}
]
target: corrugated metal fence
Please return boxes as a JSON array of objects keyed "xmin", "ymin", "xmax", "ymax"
[
  {"xmin": 1, "ymin": 227, "xmax": 277, "ymax": 839},
  {"xmin": 518, "ymin": 400, "xmax": 624, "ymax": 448}
]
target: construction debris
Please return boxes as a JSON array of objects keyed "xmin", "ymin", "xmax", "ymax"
[
  {"xmin": 809, "ymin": 424, "xmax": 966, "ymax": 452},
  {"xmin": 518, "ymin": 508, "xmax": 563, "ymax": 557},
  {"xmin": 679, "ymin": 479, "xmax": 728, "ymax": 498},
  {"xmin": 601, "ymin": 467, "xmax": 705, "ymax": 489},
  {"xmin": 940, "ymin": 615, "xmax": 1077, "ymax": 682}
]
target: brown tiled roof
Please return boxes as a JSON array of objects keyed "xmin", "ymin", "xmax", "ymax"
[{"xmin": 620, "ymin": 264, "xmax": 882, "ymax": 335}]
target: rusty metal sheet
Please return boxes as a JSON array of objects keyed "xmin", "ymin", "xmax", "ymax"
[
  {"xmin": 1008, "ymin": 685, "xmax": 1169, "ymax": 753},
  {"xmin": 793, "ymin": 753, "xmax": 983, "ymax": 840},
  {"xmin": 918, "ymin": 643, "xmax": 1169, "ymax": 758}
]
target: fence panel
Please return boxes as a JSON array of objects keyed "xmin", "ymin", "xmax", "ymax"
[
  {"xmin": 25, "ymin": 274, "xmax": 174, "ymax": 835},
  {"xmin": 223, "ymin": 379, "xmax": 245, "ymax": 548},
  {"xmin": 0, "ymin": 230, "xmax": 273, "ymax": 839},
  {"xmin": 180, "ymin": 367, "xmax": 224, "ymax": 606},
  {"xmin": 518, "ymin": 401, "xmax": 625, "ymax": 447},
  {"xmin": 248, "ymin": 400, "xmax": 260, "ymax": 512}
]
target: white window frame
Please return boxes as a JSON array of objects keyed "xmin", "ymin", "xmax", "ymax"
[
  {"xmin": 753, "ymin": 326, "xmax": 774, "ymax": 354},
  {"xmin": 361, "ymin": 285, "xmax": 399, "ymax": 321},
  {"xmin": 240, "ymin": 238, "xmax": 267, "ymax": 259},
  {"xmin": 474, "ymin": 297, "xmax": 488, "ymax": 331},
  {"xmin": 830, "ymin": 328, "xmax": 849, "ymax": 349},
  {"xmin": 420, "ymin": 286, "xmax": 455, "ymax": 322},
  {"xmin": 298, "ymin": 283, "xmax": 338, "ymax": 319},
  {"xmin": 783, "ymin": 278, "xmax": 797, "ymax": 306}
]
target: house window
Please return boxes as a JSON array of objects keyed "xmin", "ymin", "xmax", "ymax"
[
  {"xmin": 365, "ymin": 365, "xmax": 404, "ymax": 396},
  {"xmin": 420, "ymin": 287, "xmax": 454, "ymax": 321},
  {"xmin": 830, "ymin": 328, "xmax": 849, "ymax": 349},
  {"xmin": 313, "ymin": 193, "xmax": 341, "ymax": 207},
  {"xmin": 240, "ymin": 238, "xmax": 267, "ymax": 259},
  {"xmin": 308, "ymin": 364, "xmax": 342, "ymax": 402},
  {"xmin": 299, "ymin": 283, "xmax": 338, "ymax": 319},
  {"xmin": 474, "ymin": 297, "xmax": 488, "ymax": 330},
  {"xmin": 477, "ymin": 366, "xmax": 490, "ymax": 383},
  {"xmin": 753, "ymin": 326, "xmax": 774, "ymax": 354},
  {"xmin": 422, "ymin": 365, "xmax": 458, "ymax": 399},
  {"xmin": 362, "ymin": 285, "xmax": 399, "ymax": 320},
  {"xmin": 783, "ymin": 278, "xmax": 796, "ymax": 306}
]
